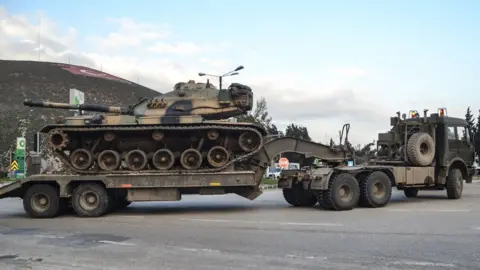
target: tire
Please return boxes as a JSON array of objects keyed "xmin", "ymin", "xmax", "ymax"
[
  {"xmin": 406, "ymin": 132, "xmax": 435, "ymax": 166},
  {"xmin": 282, "ymin": 182, "xmax": 317, "ymax": 207},
  {"xmin": 446, "ymin": 168, "xmax": 463, "ymax": 199},
  {"xmin": 23, "ymin": 184, "xmax": 61, "ymax": 218},
  {"xmin": 404, "ymin": 187, "xmax": 419, "ymax": 198},
  {"xmin": 315, "ymin": 190, "xmax": 334, "ymax": 210},
  {"xmin": 359, "ymin": 171, "xmax": 392, "ymax": 208},
  {"xmin": 71, "ymin": 183, "xmax": 109, "ymax": 217},
  {"xmin": 322, "ymin": 173, "xmax": 360, "ymax": 211}
]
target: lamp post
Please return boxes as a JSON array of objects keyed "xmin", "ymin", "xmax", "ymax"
[{"xmin": 198, "ymin": 65, "xmax": 244, "ymax": 90}]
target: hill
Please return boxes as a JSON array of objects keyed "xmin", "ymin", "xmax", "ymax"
[{"xmin": 0, "ymin": 60, "xmax": 162, "ymax": 167}]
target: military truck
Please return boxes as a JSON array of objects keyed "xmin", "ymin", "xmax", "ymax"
[
  {"xmin": 0, "ymin": 107, "xmax": 475, "ymax": 218},
  {"xmin": 279, "ymin": 107, "xmax": 476, "ymax": 211}
]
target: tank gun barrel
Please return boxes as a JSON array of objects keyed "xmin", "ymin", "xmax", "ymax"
[{"xmin": 23, "ymin": 99, "xmax": 130, "ymax": 114}]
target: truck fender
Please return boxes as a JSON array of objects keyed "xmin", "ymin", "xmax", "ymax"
[
  {"xmin": 309, "ymin": 167, "xmax": 335, "ymax": 190},
  {"xmin": 278, "ymin": 176, "xmax": 293, "ymax": 189}
]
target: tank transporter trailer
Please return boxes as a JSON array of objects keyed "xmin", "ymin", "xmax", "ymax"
[
  {"xmin": 278, "ymin": 107, "xmax": 477, "ymax": 211},
  {"xmin": 0, "ymin": 72, "xmax": 475, "ymax": 218}
]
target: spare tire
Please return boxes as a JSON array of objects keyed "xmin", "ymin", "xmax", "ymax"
[{"xmin": 406, "ymin": 132, "xmax": 435, "ymax": 166}]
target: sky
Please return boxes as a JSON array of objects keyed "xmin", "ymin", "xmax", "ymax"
[{"xmin": 1, "ymin": 0, "xmax": 479, "ymax": 146}]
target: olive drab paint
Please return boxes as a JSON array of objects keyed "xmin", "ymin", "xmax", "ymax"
[{"xmin": 23, "ymin": 78, "xmax": 267, "ymax": 175}]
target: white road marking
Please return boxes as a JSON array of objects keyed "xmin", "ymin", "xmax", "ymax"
[
  {"xmin": 181, "ymin": 218, "xmax": 343, "ymax": 227},
  {"xmin": 391, "ymin": 260, "xmax": 456, "ymax": 268},
  {"xmin": 471, "ymin": 227, "xmax": 480, "ymax": 231},
  {"xmin": 387, "ymin": 209, "xmax": 470, "ymax": 212},
  {"xmin": 35, "ymin": 234, "xmax": 66, "ymax": 239},
  {"xmin": 179, "ymin": 247, "xmax": 221, "ymax": 253},
  {"xmin": 97, "ymin": 240, "xmax": 137, "ymax": 246},
  {"xmin": 286, "ymin": 254, "xmax": 327, "ymax": 260}
]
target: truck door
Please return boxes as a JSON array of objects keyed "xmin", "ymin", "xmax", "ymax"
[{"xmin": 453, "ymin": 126, "xmax": 475, "ymax": 165}]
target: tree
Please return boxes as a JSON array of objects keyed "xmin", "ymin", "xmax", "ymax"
[
  {"xmin": 285, "ymin": 123, "xmax": 311, "ymax": 141},
  {"xmin": 235, "ymin": 97, "xmax": 281, "ymax": 135},
  {"xmin": 465, "ymin": 107, "xmax": 476, "ymax": 137},
  {"xmin": 475, "ymin": 109, "xmax": 480, "ymax": 145}
]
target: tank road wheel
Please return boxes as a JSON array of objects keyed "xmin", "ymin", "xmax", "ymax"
[
  {"xmin": 152, "ymin": 149, "xmax": 175, "ymax": 170},
  {"xmin": 97, "ymin": 150, "xmax": 121, "ymax": 171},
  {"xmin": 23, "ymin": 184, "xmax": 61, "ymax": 218},
  {"xmin": 72, "ymin": 183, "xmax": 109, "ymax": 217},
  {"xmin": 125, "ymin": 150, "xmax": 148, "ymax": 171},
  {"xmin": 404, "ymin": 188, "xmax": 419, "ymax": 198},
  {"xmin": 321, "ymin": 173, "xmax": 360, "ymax": 211},
  {"xmin": 69, "ymin": 149, "xmax": 94, "ymax": 171},
  {"xmin": 446, "ymin": 168, "xmax": 463, "ymax": 199},
  {"xmin": 282, "ymin": 182, "xmax": 317, "ymax": 207},
  {"xmin": 207, "ymin": 146, "xmax": 230, "ymax": 168},
  {"xmin": 406, "ymin": 132, "xmax": 435, "ymax": 166},
  {"xmin": 238, "ymin": 131, "xmax": 261, "ymax": 152},
  {"xmin": 180, "ymin": 149, "xmax": 203, "ymax": 170},
  {"xmin": 359, "ymin": 171, "xmax": 392, "ymax": 208},
  {"xmin": 48, "ymin": 129, "xmax": 69, "ymax": 151}
]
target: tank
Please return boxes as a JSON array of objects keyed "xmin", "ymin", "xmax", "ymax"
[{"xmin": 23, "ymin": 79, "xmax": 267, "ymax": 175}]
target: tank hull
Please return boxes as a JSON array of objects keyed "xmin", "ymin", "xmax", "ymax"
[{"xmin": 42, "ymin": 121, "xmax": 267, "ymax": 175}]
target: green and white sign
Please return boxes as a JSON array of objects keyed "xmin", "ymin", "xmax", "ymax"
[
  {"xmin": 69, "ymin": 88, "xmax": 85, "ymax": 112},
  {"xmin": 16, "ymin": 137, "xmax": 25, "ymax": 150},
  {"xmin": 14, "ymin": 137, "xmax": 26, "ymax": 179}
]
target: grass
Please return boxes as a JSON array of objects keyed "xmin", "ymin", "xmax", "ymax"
[
  {"xmin": 262, "ymin": 177, "xmax": 278, "ymax": 185},
  {"xmin": 0, "ymin": 178, "xmax": 13, "ymax": 183}
]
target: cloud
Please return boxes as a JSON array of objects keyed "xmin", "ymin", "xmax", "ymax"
[
  {"xmin": 148, "ymin": 42, "xmax": 203, "ymax": 55},
  {"xmin": 87, "ymin": 17, "xmax": 170, "ymax": 50},
  {"xmin": 0, "ymin": 6, "xmax": 393, "ymax": 146}
]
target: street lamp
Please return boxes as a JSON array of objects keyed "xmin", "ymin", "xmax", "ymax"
[{"xmin": 198, "ymin": 65, "xmax": 244, "ymax": 90}]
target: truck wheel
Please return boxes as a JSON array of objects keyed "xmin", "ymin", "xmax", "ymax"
[
  {"xmin": 282, "ymin": 182, "xmax": 317, "ymax": 207},
  {"xmin": 404, "ymin": 187, "xmax": 419, "ymax": 198},
  {"xmin": 446, "ymin": 168, "xmax": 463, "ymax": 199},
  {"xmin": 315, "ymin": 190, "xmax": 334, "ymax": 210},
  {"xmin": 72, "ymin": 183, "xmax": 109, "ymax": 217},
  {"xmin": 23, "ymin": 184, "xmax": 61, "ymax": 218},
  {"xmin": 406, "ymin": 132, "xmax": 435, "ymax": 166},
  {"xmin": 359, "ymin": 171, "xmax": 392, "ymax": 208},
  {"xmin": 323, "ymin": 173, "xmax": 360, "ymax": 211}
]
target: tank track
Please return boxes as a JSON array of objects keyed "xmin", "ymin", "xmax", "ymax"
[{"xmin": 47, "ymin": 124, "xmax": 265, "ymax": 175}]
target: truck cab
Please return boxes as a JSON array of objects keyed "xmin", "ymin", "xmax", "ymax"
[{"xmin": 376, "ymin": 107, "xmax": 476, "ymax": 184}]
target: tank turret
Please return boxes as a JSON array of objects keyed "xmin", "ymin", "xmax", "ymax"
[{"xmin": 24, "ymin": 68, "xmax": 266, "ymax": 175}]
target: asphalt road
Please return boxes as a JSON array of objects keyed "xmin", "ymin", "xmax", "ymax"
[{"xmin": 1, "ymin": 183, "xmax": 480, "ymax": 270}]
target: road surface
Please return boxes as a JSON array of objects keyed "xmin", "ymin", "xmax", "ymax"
[{"xmin": 1, "ymin": 183, "xmax": 480, "ymax": 269}]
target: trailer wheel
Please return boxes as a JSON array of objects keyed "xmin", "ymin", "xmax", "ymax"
[
  {"xmin": 23, "ymin": 184, "xmax": 61, "ymax": 218},
  {"xmin": 72, "ymin": 183, "xmax": 109, "ymax": 217},
  {"xmin": 359, "ymin": 171, "xmax": 392, "ymax": 208},
  {"xmin": 323, "ymin": 173, "xmax": 360, "ymax": 211},
  {"xmin": 282, "ymin": 182, "xmax": 317, "ymax": 207},
  {"xmin": 446, "ymin": 168, "xmax": 463, "ymax": 199},
  {"xmin": 404, "ymin": 187, "xmax": 419, "ymax": 198},
  {"xmin": 406, "ymin": 132, "xmax": 435, "ymax": 166}
]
